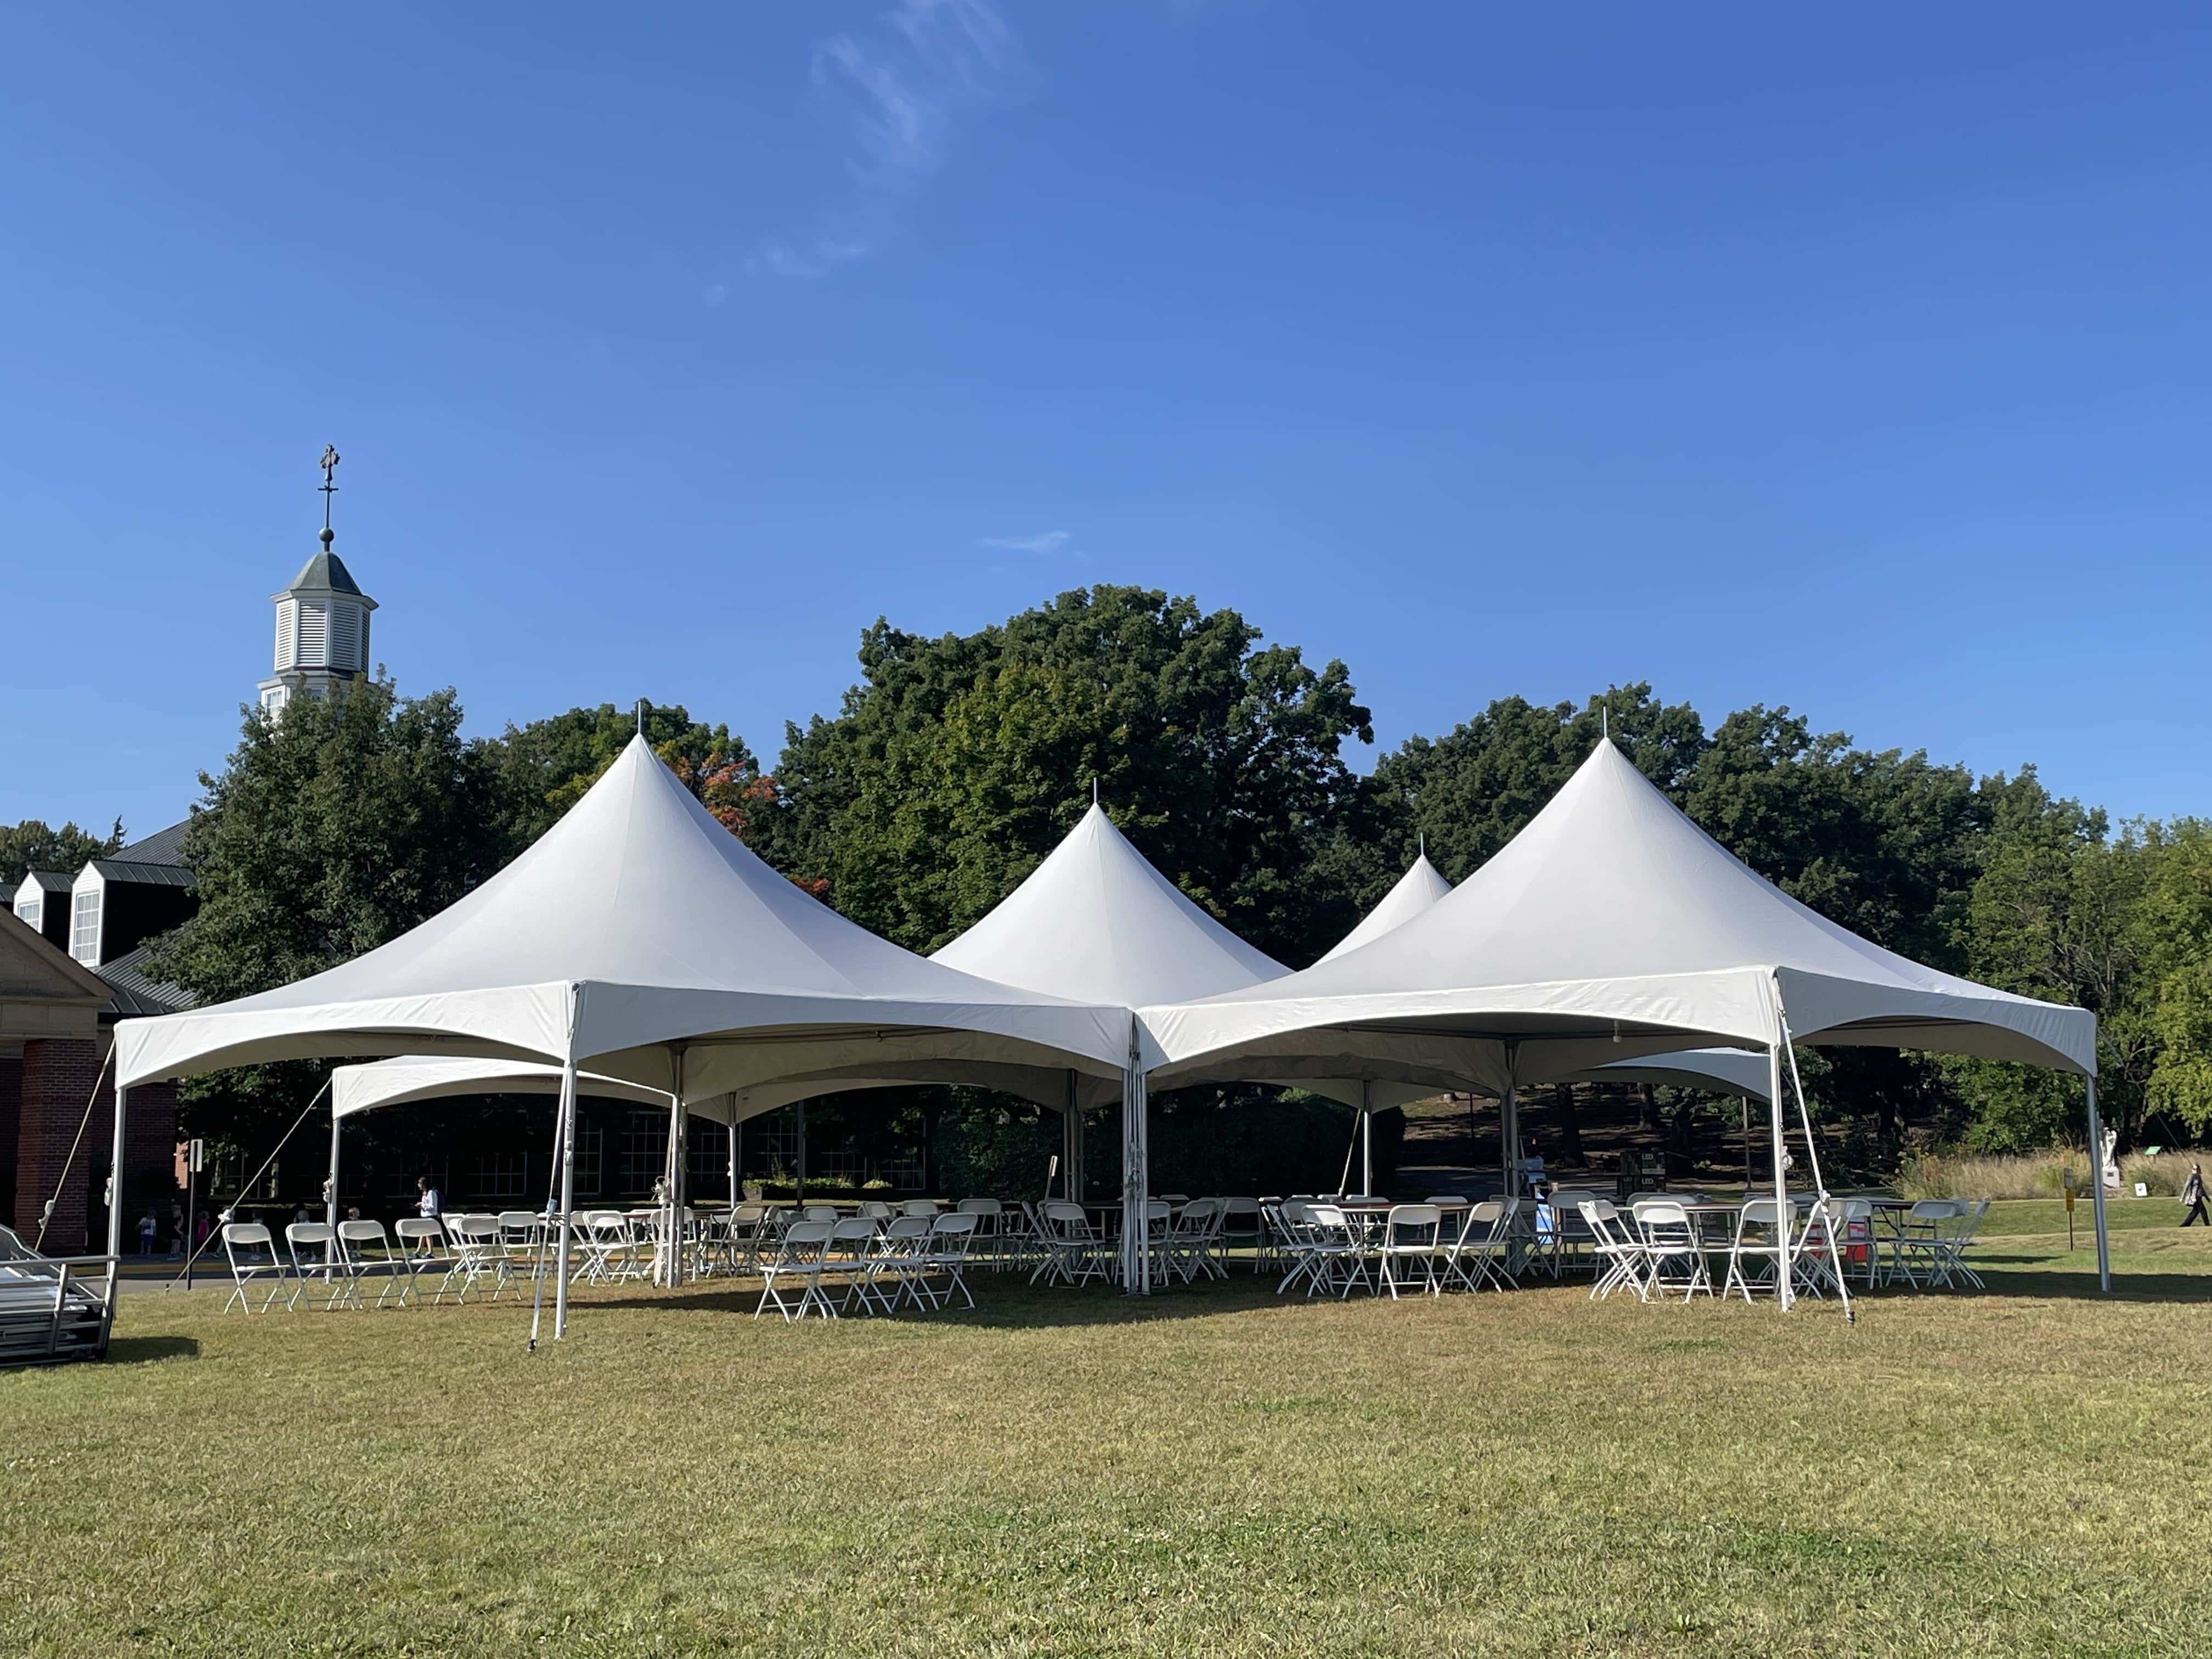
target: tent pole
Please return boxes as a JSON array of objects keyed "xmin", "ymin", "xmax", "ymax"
[
  {"xmin": 1360, "ymin": 1080, "xmax": 1373, "ymax": 1198},
  {"xmin": 1768, "ymin": 1037, "xmax": 1792, "ymax": 1311},
  {"xmin": 1121, "ymin": 1022, "xmax": 1149, "ymax": 1295},
  {"xmin": 2085, "ymin": 1075, "xmax": 2111, "ymax": 1293},
  {"xmin": 797, "ymin": 1099, "xmax": 807, "ymax": 1205},
  {"xmin": 552, "ymin": 1050, "xmax": 579, "ymax": 1339},
  {"xmin": 1063, "ymin": 1070, "xmax": 1080, "ymax": 1203},
  {"xmin": 665, "ymin": 1043, "xmax": 687, "ymax": 1289},
  {"xmin": 727, "ymin": 1103, "xmax": 738, "ymax": 1214},
  {"xmin": 325, "ymin": 1110, "xmax": 341, "ymax": 1233},
  {"xmin": 1499, "ymin": 1043, "xmax": 1519, "ymax": 1199},
  {"xmin": 105, "ymin": 1073, "xmax": 127, "ymax": 1261}
]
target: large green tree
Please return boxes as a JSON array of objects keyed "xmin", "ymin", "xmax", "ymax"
[
  {"xmin": 748, "ymin": 586, "xmax": 1375, "ymax": 964},
  {"xmin": 1, "ymin": 817, "xmax": 124, "ymax": 885},
  {"xmin": 1366, "ymin": 684, "xmax": 1706, "ymax": 885},
  {"xmin": 493, "ymin": 702, "xmax": 760, "ymax": 844},
  {"xmin": 148, "ymin": 678, "xmax": 512, "ymax": 1137}
]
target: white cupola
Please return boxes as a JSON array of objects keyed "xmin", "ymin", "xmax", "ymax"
[{"xmin": 258, "ymin": 448, "xmax": 378, "ymax": 717}]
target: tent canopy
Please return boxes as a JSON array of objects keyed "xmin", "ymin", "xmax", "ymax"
[
  {"xmin": 1570, "ymin": 1047, "xmax": 1774, "ymax": 1102},
  {"xmin": 1319, "ymin": 852, "xmax": 1452, "ymax": 963},
  {"xmin": 715, "ymin": 803, "xmax": 1295, "ymax": 1119},
  {"xmin": 1142, "ymin": 740, "xmax": 2095, "ymax": 1093},
  {"xmin": 115, "ymin": 735, "xmax": 1127, "ymax": 1093},
  {"xmin": 330, "ymin": 1056, "xmax": 672, "ymax": 1120}
]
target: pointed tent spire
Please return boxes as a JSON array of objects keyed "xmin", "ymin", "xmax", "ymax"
[
  {"xmin": 932, "ymin": 801, "xmax": 1285, "ymax": 1006},
  {"xmin": 1318, "ymin": 848, "xmax": 1454, "ymax": 963}
]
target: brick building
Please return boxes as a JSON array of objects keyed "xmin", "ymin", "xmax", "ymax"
[{"xmin": 0, "ymin": 909, "xmax": 182, "ymax": 1254}]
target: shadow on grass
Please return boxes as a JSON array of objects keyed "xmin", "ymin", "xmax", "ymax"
[
  {"xmin": 1966, "ymin": 1268, "xmax": 2212, "ymax": 1304},
  {"xmin": 104, "ymin": 1334, "xmax": 202, "ymax": 1363},
  {"xmin": 578, "ymin": 1275, "xmax": 1299, "ymax": 1328}
]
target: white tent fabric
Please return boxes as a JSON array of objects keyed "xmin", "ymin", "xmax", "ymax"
[
  {"xmin": 330, "ymin": 1056, "xmax": 670, "ymax": 1119},
  {"xmin": 1572, "ymin": 1047, "xmax": 1774, "ymax": 1102},
  {"xmin": 112, "ymin": 734, "xmax": 1128, "ymax": 1093},
  {"xmin": 932, "ymin": 803, "xmax": 1287, "ymax": 1004},
  {"xmin": 1142, "ymin": 739, "xmax": 2095, "ymax": 1090},
  {"xmin": 1319, "ymin": 852, "xmax": 1452, "ymax": 962}
]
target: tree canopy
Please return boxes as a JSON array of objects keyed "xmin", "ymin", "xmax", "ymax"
[
  {"xmin": 1, "ymin": 816, "xmax": 124, "ymax": 885},
  {"xmin": 746, "ymin": 586, "xmax": 1375, "ymax": 963}
]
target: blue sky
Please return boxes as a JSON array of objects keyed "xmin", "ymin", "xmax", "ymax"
[{"xmin": 4, "ymin": 3, "xmax": 2208, "ymax": 842}]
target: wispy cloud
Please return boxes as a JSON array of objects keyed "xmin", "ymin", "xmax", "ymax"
[
  {"xmin": 980, "ymin": 529, "xmax": 1076, "ymax": 555},
  {"xmin": 747, "ymin": 0, "xmax": 1014, "ymax": 282},
  {"xmin": 814, "ymin": 0, "xmax": 1012, "ymax": 178},
  {"xmin": 744, "ymin": 237, "xmax": 874, "ymax": 280}
]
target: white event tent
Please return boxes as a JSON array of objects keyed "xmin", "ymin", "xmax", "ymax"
[
  {"xmin": 1140, "ymin": 740, "xmax": 2108, "ymax": 1296},
  {"xmin": 110, "ymin": 735, "xmax": 1128, "ymax": 1334}
]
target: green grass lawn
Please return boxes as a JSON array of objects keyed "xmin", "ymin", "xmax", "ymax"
[{"xmin": 5, "ymin": 1204, "xmax": 2210, "ymax": 1658}]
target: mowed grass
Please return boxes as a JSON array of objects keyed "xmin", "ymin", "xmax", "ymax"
[{"xmin": 5, "ymin": 1209, "xmax": 2211, "ymax": 1659}]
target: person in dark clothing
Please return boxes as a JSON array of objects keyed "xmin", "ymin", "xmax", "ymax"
[{"xmin": 2182, "ymin": 1161, "xmax": 2208, "ymax": 1227}]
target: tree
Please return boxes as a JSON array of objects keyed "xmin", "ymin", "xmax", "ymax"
[
  {"xmin": 2138, "ymin": 821, "xmax": 2212, "ymax": 1138},
  {"xmin": 146, "ymin": 678, "xmax": 512, "ymax": 1138},
  {"xmin": 1367, "ymin": 684, "xmax": 1706, "ymax": 885},
  {"xmin": 1944, "ymin": 770, "xmax": 2146, "ymax": 1150},
  {"xmin": 1, "ymin": 817, "xmax": 124, "ymax": 884},
  {"xmin": 747, "ymin": 586, "xmax": 1375, "ymax": 963},
  {"xmin": 493, "ymin": 702, "xmax": 761, "ymax": 845}
]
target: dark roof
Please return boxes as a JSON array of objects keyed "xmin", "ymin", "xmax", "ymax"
[
  {"xmin": 89, "ymin": 859, "xmax": 197, "ymax": 891},
  {"xmin": 16, "ymin": 870, "xmax": 72, "ymax": 894},
  {"xmin": 115, "ymin": 818, "xmax": 191, "ymax": 866},
  {"xmin": 284, "ymin": 550, "xmax": 366, "ymax": 597},
  {"xmin": 0, "ymin": 882, "xmax": 13, "ymax": 907},
  {"xmin": 96, "ymin": 945, "xmax": 196, "ymax": 1017}
]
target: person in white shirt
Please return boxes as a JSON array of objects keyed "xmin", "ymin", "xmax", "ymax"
[{"xmin": 416, "ymin": 1177, "xmax": 443, "ymax": 1220}]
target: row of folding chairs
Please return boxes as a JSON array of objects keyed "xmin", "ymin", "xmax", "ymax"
[
  {"xmin": 1265, "ymin": 1199, "xmax": 1522, "ymax": 1299},
  {"xmin": 754, "ymin": 1212, "xmax": 980, "ymax": 1322},
  {"xmin": 218, "ymin": 1214, "xmax": 528, "ymax": 1312},
  {"xmin": 1579, "ymin": 1197, "xmax": 1879, "ymax": 1305}
]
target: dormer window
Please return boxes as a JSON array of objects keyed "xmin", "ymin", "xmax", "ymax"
[
  {"xmin": 15, "ymin": 894, "xmax": 39, "ymax": 932},
  {"xmin": 71, "ymin": 888, "xmax": 100, "ymax": 965}
]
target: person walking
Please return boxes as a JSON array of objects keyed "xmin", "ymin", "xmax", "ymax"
[
  {"xmin": 416, "ymin": 1176, "xmax": 443, "ymax": 1221},
  {"xmin": 2182, "ymin": 1161, "xmax": 2208, "ymax": 1228}
]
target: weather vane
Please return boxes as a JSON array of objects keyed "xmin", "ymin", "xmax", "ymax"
[{"xmin": 318, "ymin": 445, "xmax": 341, "ymax": 543}]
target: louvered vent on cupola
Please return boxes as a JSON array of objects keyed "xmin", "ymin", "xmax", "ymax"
[
  {"xmin": 330, "ymin": 602, "xmax": 361, "ymax": 672},
  {"xmin": 297, "ymin": 600, "xmax": 329, "ymax": 666},
  {"xmin": 275, "ymin": 602, "xmax": 295, "ymax": 669}
]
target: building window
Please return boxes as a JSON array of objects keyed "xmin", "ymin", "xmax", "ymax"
[
  {"xmin": 689, "ymin": 1120, "xmax": 729, "ymax": 1188},
  {"xmin": 15, "ymin": 895, "xmax": 39, "ymax": 932},
  {"xmin": 71, "ymin": 889, "xmax": 100, "ymax": 964},
  {"xmin": 620, "ymin": 1110, "xmax": 668, "ymax": 1198},
  {"xmin": 472, "ymin": 1152, "xmax": 527, "ymax": 1200},
  {"xmin": 572, "ymin": 1125, "xmax": 603, "ymax": 1197}
]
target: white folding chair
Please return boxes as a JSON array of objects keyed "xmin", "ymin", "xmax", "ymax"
[
  {"xmin": 918, "ymin": 1212, "xmax": 979, "ymax": 1310},
  {"xmin": 441, "ymin": 1213, "xmax": 512, "ymax": 1301},
  {"xmin": 1300, "ymin": 1203, "xmax": 1372, "ymax": 1298},
  {"xmin": 392, "ymin": 1217, "xmax": 447, "ymax": 1304},
  {"xmin": 1034, "ymin": 1201, "xmax": 1108, "ymax": 1286},
  {"xmin": 283, "ymin": 1222, "xmax": 359, "ymax": 1310},
  {"xmin": 956, "ymin": 1197, "xmax": 1004, "ymax": 1269},
  {"xmin": 898, "ymin": 1199, "xmax": 940, "ymax": 1220},
  {"xmin": 337, "ymin": 1218, "xmax": 409, "ymax": 1308},
  {"xmin": 1443, "ymin": 1199, "xmax": 1519, "ymax": 1293},
  {"xmin": 1632, "ymin": 1200, "xmax": 1712, "ymax": 1301},
  {"xmin": 857, "ymin": 1215, "xmax": 932, "ymax": 1313},
  {"xmin": 1889, "ymin": 1200, "xmax": 1964, "ymax": 1289},
  {"xmin": 1377, "ymin": 1204, "xmax": 1442, "ymax": 1299},
  {"xmin": 757, "ymin": 1220, "xmax": 837, "ymax": 1321},
  {"xmin": 1580, "ymin": 1199, "xmax": 1647, "ymax": 1302},
  {"xmin": 1942, "ymin": 1198, "xmax": 1990, "ymax": 1290},
  {"xmin": 219, "ymin": 1222, "xmax": 290, "ymax": 1313},
  {"xmin": 1218, "ymin": 1197, "xmax": 1263, "ymax": 1273},
  {"xmin": 1722, "ymin": 1199, "xmax": 1787, "ymax": 1302},
  {"xmin": 1163, "ymin": 1198, "xmax": 1223, "ymax": 1284}
]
